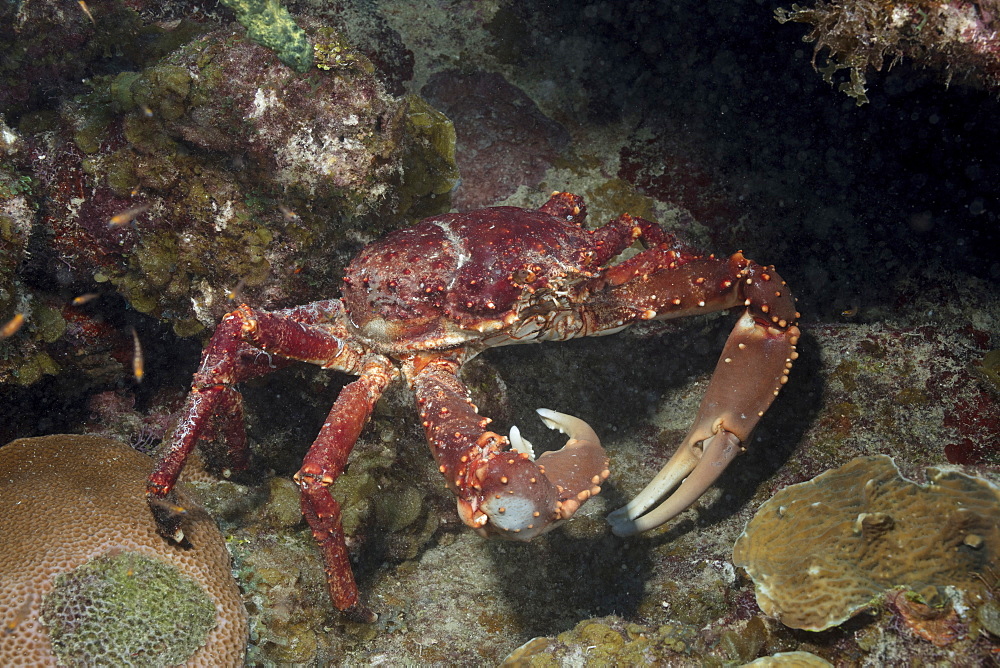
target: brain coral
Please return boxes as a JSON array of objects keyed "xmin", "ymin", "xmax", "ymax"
[
  {"xmin": 732, "ymin": 455, "xmax": 1000, "ymax": 632},
  {"xmin": 0, "ymin": 435, "xmax": 247, "ymax": 666}
]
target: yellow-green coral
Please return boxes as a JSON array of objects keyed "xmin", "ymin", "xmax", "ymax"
[
  {"xmin": 399, "ymin": 95, "xmax": 459, "ymax": 220},
  {"xmin": 40, "ymin": 551, "xmax": 217, "ymax": 667},
  {"xmin": 220, "ymin": 0, "xmax": 312, "ymax": 72},
  {"xmin": 312, "ymin": 27, "xmax": 374, "ymax": 74}
]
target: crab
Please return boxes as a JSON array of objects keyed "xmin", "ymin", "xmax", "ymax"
[{"xmin": 147, "ymin": 192, "xmax": 800, "ymax": 621}]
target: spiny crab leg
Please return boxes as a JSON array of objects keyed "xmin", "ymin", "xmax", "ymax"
[{"xmin": 411, "ymin": 358, "xmax": 609, "ymax": 540}]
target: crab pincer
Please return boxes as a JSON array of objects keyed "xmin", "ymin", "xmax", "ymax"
[{"xmin": 411, "ymin": 358, "xmax": 609, "ymax": 540}]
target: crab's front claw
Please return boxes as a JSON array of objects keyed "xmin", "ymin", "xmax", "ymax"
[
  {"xmin": 412, "ymin": 360, "xmax": 610, "ymax": 541},
  {"xmin": 467, "ymin": 409, "xmax": 609, "ymax": 540},
  {"xmin": 608, "ymin": 310, "xmax": 801, "ymax": 536},
  {"xmin": 608, "ymin": 428, "xmax": 741, "ymax": 536}
]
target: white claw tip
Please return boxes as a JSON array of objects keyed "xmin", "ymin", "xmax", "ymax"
[
  {"xmin": 508, "ymin": 425, "xmax": 535, "ymax": 459},
  {"xmin": 536, "ymin": 408, "xmax": 599, "ymax": 444},
  {"xmin": 536, "ymin": 408, "xmax": 569, "ymax": 434}
]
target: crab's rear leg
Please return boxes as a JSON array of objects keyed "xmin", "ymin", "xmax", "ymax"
[
  {"xmin": 146, "ymin": 309, "xmax": 294, "ymax": 543},
  {"xmin": 586, "ymin": 251, "xmax": 800, "ymax": 535},
  {"xmin": 147, "ymin": 301, "xmax": 354, "ymax": 504},
  {"xmin": 147, "ymin": 300, "xmax": 383, "ymax": 618},
  {"xmin": 410, "ymin": 357, "xmax": 609, "ymax": 540}
]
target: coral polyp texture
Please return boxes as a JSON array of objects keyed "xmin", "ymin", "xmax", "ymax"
[
  {"xmin": 776, "ymin": 0, "xmax": 1000, "ymax": 103},
  {"xmin": 0, "ymin": 435, "xmax": 247, "ymax": 666},
  {"xmin": 732, "ymin": 455, "xmax": 1000, "ymax": 633},
  {"xmin": 40, "ymin": 551, "xmax": 216, "ymax": 666}
]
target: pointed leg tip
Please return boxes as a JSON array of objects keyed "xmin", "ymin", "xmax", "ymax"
[
  {"xmin": 609, "ymin": 522, "xmax": 636, "ymax": 538},
  {"xmin": 344, "ymin": 604, "xmax": 378, "ymax": 624},
  {"xmin": 606, "ymin": 507, "xmax": 639, "ymax": 536},
  {"xmin": 535, "ymin": 407, "xmax": 564, "ymax": 431}
]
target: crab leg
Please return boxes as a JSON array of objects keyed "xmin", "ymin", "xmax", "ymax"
[
  {"xmin": 295, "ymin": 356, "xmax": 396, "ymax": 622},
  {"xmin": 410, "ymin": 357, "xmax": 609, "ymax": 540},
  {"xmin": 588, "ymin": 251, "xmax": 800, "ymax": 536},
  {"xmin": 147, "ymin": 300, "xmax": 382, "ymax": 619},
  {"xmin": 147, "ymin": 311, "xmax": 288, "ymax": 540},
  {"xmin": 147, "ymin": 301, "xmax": 361, "ymax": 511}
]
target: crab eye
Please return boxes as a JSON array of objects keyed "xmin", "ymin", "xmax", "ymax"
[{"xmin": 512, "ymin": 269, "xmax": 536, "ymax": 285}]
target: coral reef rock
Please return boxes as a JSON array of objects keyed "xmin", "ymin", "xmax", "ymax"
[
  {"xmin": 422, "ymin": 69, "xmax": 570, "ymax": 210},
  {"xmin": 28, "ymin": 24, "xmax": 455, "ymax": 336},
  {"xmin": 776, "ymin": 0, "xmax": 1000, "ymax": 104},
  {"xmin": 733, "ymin": 455, "xmax": 1000, "ymax": 632},
  {"xmin": 0, "ymin": 435, "xmax": 247, "ymax": 666}
]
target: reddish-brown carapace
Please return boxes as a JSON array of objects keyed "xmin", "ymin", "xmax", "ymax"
[{"xmin": 147, "ymin": 192, "xmax": 799, "ymax": 621}]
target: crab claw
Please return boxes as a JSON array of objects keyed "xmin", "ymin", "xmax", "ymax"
[
  {"xmin": 473, "ymin": 409, "xmax": 609, "ymax": 540},
  {"xmin": 413, "ymin": 363, "xmax": 610, "ymax": 542},
  {"xmin": 607, "ymin": 310, "xmax": 800, "ymax": 536},
  {"xmin": 607, "ymin": 428, "xmax": 741, "ymax": 536}
]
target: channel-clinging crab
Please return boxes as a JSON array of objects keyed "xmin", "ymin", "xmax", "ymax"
[{"xmin": 147, "ymin": 192, "xmax": 800, "ymax": 621}]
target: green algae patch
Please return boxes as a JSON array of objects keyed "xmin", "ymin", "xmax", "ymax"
[
  {"xmin": 117, "ymin": 64, "xmax": 193, "ymax": 121},
  {"xmin": 399, "ymin": 95, "xmax": 459, "ymax": 220},
  {"xmin": 373, "ymin": 484, "xmax": 424, "ymax": 533},
  {"xmin": 12, "ymin": 351, "xmax": 60, "ymax": 386},
  {"xmin": 313, "ymin": 27, "xmax": 375, "ymax": 74},
  {"xmin": 31, "ymin": 302, "xmax": 66, "ymax": 343},
  {"xmin": 40, "ymin": 551, "xmax": 216, "ymax": 667},
  {"xmin": 586, "ymin": 178, "xmax": 658, "ymax": 223},
  {"xmin": 221, "ymin": 0, "xmax": 312, "ymax": 72},
  {"xmin": 501, "ymin": 617, "xmax": 701, "ymax": 666},
  {"xmin": 973, "ymin": 349, "xmax": 1000, "ymax": 397}
]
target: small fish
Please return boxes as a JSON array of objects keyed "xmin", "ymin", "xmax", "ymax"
[
  {"xmin": 0, "ymin": 313, "xmax": 25, "ymax": 339},
  {"xmin": 278, "ymin": 204, "xmax": 300, "ymax": 223},
  {"xmin": 225, "ymin": 278, "xmax": 246, "ymax": 302},
  {"xmin": 841, "ymin": 305, "xmax": 858, "ymax": 318},
  {"xmin": 140, "ymin": 105, "xmax": 154, "ymax": 118},
  {"xmin": 3, "ymin": 593, "xmax": 33, "ymax": 635},
  {"xmin": 108, "ymin": 203, "xmax": 150, "ymax": 228},
  {"xmin": 147, "ymin": 497, "xmax": 188, "ymax": 517},
  {"xmin": 78, "ymin": 0, "xmax": 95, "ymax": 24},
  {"xmin": 130, "ymin": 327, "xmax": 144, "ymax": 382},
  {"xmin": 71, "ymin": 292, "xmax": 100, "ymax": 306}
]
